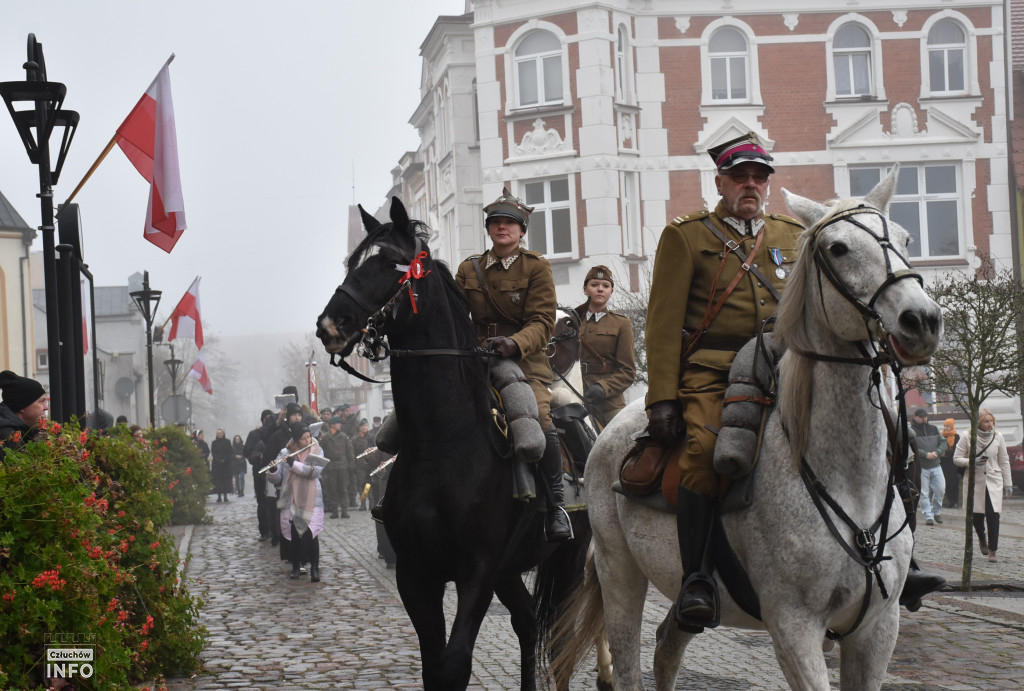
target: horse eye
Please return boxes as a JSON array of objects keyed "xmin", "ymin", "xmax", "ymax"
[{"xmin": 829, "ymin": 242, "xmax": 849, "ymax": 258}]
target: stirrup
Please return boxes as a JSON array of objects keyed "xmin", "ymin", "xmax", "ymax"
[
  {"xmin": 674, "ymin": 573, "xmax": 720, "ymax": 633},
  {"xmin": 545, "ymin": 505, "xmax": 574, "ymax": 542}
]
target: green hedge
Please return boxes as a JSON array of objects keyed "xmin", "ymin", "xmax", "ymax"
[{"xmin": 0, "ymin": 422, "xmax": 208, "ymax": 690}]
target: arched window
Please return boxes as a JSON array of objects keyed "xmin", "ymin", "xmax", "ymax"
[
  {"xmin": 616, "ymin": 25, "xmax": 631, "ymax": 103},
  {"xmin": 709, "ymin": 27, "xmax": 748, "ymax": 102},
  {"xmin": 833, "ymin": 24, "xmax": 872, "ymax": 97},
  {"xmin": 515, "ymin": 30, "xmax": 563, "ymax": 107},
  {"xmin": 927, "ymin": 20, "xmax": 966, "ymax": 94}
]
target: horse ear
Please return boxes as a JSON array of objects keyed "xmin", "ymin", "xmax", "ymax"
[
  {"xmin": 782, "ymin": 188, "xmax": 829, "ymax": 229},
  {"xmin": 390, "ymin": 197, "xmax": 410, "ymax": 229},
  {"xmin": 863, "ymin": 162, "xmax": 900, "ymax": 211},
  {"xmin": 358, "ymin": 204, "xmax": 381, "ymax": 232}
]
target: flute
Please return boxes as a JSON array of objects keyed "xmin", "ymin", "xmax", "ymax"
[
  {"xmin": 355, "ymin": 446, "xmax": 379, "ymax": 459},
  {"xmin": 370, "ymin": 456, "xmax": 396, "ymax": 477},
  {"xmin": 258, "ymin": 442, "xmax": 317, "ymax": 473}
]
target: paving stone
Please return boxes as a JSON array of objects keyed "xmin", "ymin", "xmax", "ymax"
[{"xmin": 164, "ymin": 492, "xmax": 1024, "ymax": 689}]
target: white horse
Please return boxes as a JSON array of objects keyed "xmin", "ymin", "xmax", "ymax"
[{"xmin": 553, "ymin": 168, "xmax": 943, "ymax": 690}]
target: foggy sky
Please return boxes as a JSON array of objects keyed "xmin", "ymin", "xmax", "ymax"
[{"xmin": 0, "ymin": 0, "xmax": 467, "ymax": 340}]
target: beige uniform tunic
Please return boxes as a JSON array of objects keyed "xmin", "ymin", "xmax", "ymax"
[
  {"xmin": 645, "ymin": 201, "xmax": 803, "ymax": 496},
  {"xmin": 456, "ymin": 248, "xmax": 557, "ymax": 428},
  {"xmin": 573, "ymin": 305, "xmax": 636, "ymax": 425}
]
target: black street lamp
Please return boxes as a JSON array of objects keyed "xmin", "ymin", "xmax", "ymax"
[
  {"xmin": 0, "ymin": 34, "xmax": 79, "ymax": 422},
  {"xmin": 162, "ymin": 342, "xmax": 186, "ymax": 426},
  {"xmin": 130, "ymin": 271, "xmax": 161, "ymax": 428}
]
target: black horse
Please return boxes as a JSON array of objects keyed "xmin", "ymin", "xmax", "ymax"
[{"xmin": 317, "ymin": 198, "xmax": 591, "ymax": 690}]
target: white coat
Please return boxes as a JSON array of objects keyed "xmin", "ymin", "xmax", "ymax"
[{"xmin": 953, "ymin": 429, "xmax": 1012, "ymax": 514}]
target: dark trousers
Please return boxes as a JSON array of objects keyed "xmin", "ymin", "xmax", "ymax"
[
  {"xmin": 972, "ymin": 491, "xmax": 1001, "ymax": 552},
  {"xmin": 289, "ymin": 523, "xmax": 320, "ymax": 565},
  {"xmin": 252, "ymin": 471, "xmax": 270, "ymax": 537}
]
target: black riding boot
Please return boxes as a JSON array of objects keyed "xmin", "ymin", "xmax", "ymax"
[
  {"xmin": 900, "ymin": 557, "xmax": 945, "ymax": 611},
  {"xmin": 675, "ymin": 484, "xmax": 720, "ymax": 633},
  {"xmin": 541, "ymin": 429, "xmax": 573, "ymax": 543}
]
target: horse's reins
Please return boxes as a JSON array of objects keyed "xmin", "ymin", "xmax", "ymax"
[{"xmin": 786, "ymin": 204, "xmax": 923, "ymax": 641}]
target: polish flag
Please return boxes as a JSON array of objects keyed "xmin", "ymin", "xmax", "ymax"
[
  {"xmin": 307, "ymin": 361, "xmax": 319, "ymax": 416},
  {"xmin": 187, "ymin": 352, "xmax": 213, "ymax": 395},
  {"xmin": 167, "ymin": 277, "xmax": 204, "ymax": 350},
  {"xmin": 116, "ymin": 56, "xmax": 186, "ymax": 253}
]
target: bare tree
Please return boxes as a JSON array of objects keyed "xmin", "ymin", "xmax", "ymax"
[{"xmin": 920, "ymin": 256, "xmax": 1024, "ymax": 588}]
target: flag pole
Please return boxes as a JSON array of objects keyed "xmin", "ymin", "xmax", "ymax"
[
  {"xmin": 62, "ymin": 134, "xmax": 119, "ymax": 207},
  {"xmin": 60, "ymin": 53, "xmax": 177, "ymax": 208}
]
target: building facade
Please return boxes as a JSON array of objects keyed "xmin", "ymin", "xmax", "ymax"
[
  {"xmin": 0, "ymin": 190, "xmax": 35, "ymax": 378},
  {"xmin": 389, "ymin": 0, "xmax": 1019, "ymax": 440}
]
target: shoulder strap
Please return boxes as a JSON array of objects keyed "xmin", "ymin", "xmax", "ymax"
[
  {"xmin": 700, "ymin": 217, "xmax": 782, "ymax": 301},
  {"xmin": 470, "ymin": 257, "xmax": 521, "ymax": 327}
]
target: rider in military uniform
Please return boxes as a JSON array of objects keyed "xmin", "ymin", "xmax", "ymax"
[
  {"xmin": 455, "ymin": 188, "xmax": 572, "ymax": 542},
  {"xmin": 573, "ymin": 265, "xmax": 636, "ymax": 427},
  {"xmin": 645, "ymin": 132, "xmax": 802, "ymax": 632}
]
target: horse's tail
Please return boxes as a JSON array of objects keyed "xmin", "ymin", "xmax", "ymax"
[{"xmin": 544, "ymin": 544, "xmax": 609, "ymax": 690}]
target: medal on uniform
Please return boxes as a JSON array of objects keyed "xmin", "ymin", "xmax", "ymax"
[
  {"xmin": 510, "ymin": 293, "xmax": 521, "ymax": 304},
  {"xmin": 770, "ymin": 248, "xmax": 786, "ymax": 279}
]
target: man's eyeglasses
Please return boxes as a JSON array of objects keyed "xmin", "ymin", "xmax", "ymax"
[{"xmin": 725, "ymin": 171, "xmax": 769, "ymax": 184}]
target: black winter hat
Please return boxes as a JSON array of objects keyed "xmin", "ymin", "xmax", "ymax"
[
  {"xmin": 0, "ymin": 370, "xmax": 46, "ymax": 412},
  {"xmin": 289, "ymin": 422, "xmax": 310, "ymax": 442},
  {"xmin": 260, "ymin": 409, "xmax": 274, "ymax": 422},
  {"xmin": 285, "ymin": 402, "xmax": 303, "ymax": 416}
]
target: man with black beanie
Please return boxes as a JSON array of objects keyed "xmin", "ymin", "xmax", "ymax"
[
  {"xmin": 244, "ymin": 409, "xmax": 276, "ymax": 540},
  {"xmin": 0, "ymin": 370, "xmax": 48, "ymax": 459}
]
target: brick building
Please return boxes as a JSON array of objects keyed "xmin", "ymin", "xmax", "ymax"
[{"xmin": 377, "ymin": 0, "xmax": 1019, "ymax": 438}]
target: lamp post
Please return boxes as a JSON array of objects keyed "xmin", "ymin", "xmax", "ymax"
[
  {"xmin": 130, "ymin": 271, "xmax": 161, "ymax": 428},
  {"xmin": 163, "ymin": 342, "xmax": 184, "ymax": 425},
  {"xmin": 0, "ymin": 34, "xmax": 79, "ymax": 422}
]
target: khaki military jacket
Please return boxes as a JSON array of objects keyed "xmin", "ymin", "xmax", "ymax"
[
  {"xmin": 645, "ymin": 201, "xmax": 804, "ymax": 406},
  {"xmin": 456, "ymin": 249, "xmax": 556, "ymax": 384},
  {"xmin": 319, "ymin": 429, "xmax": 354, "ymax": 473},
  {"xmin": 573, "ymin": 303, "xmax": 636, "ymax": 410}
]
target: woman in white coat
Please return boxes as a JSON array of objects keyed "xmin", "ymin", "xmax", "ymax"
[{"xmin": 953, "ymin": 408, "xmax": 1013, "ymax": 563}]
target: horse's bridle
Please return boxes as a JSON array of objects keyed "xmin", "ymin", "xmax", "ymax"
[
  {"xmin": 809, "ymin": 205, "xmax": 923, "ymax": 353},
  {"xmin": 787, "ymin": 205, "xmax": 924, "ymax": 641},
  {"xmin": 326, "ymin": 237, "xmax": 495, "ymax": 383}
]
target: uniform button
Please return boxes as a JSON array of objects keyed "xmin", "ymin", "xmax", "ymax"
[
  {"xmin": 760, "ymin": 298, "xmax": 766, "ymax": 306},
  {"xmin": 756, "ymin": 281, "xmax": 763, "ymax": 287}
]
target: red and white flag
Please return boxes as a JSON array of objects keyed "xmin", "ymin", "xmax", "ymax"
[
  {"xmin": 116, "ymin": 55, "xmax": 186, "ymax": 253},
  {"xmin": 167, "ymin": 277, "xmax": 204, "ymax": 350},
  {"xmin": 187, "ymin": 352, "xmax": 212, "ymax": 395},
  {"xmin": 307, "ymin": 360, "xmax": 319, "ymax": 416}
]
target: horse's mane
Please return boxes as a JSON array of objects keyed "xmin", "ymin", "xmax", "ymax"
[{"xmin": 774, "ymin": 197, "xmax": 863, "ymax": 462}]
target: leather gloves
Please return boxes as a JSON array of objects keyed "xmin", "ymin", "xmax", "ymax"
[
  {"xmin": 487, "ymin": 336, "xmax": 520, "ymax": 359},
  {"xmin": 647, "ymin": 400, "xmax": 684, "ymax": 446},
  {"xmin": 585, "ymin": 384, "xmax": 606, "ymax": 402}
]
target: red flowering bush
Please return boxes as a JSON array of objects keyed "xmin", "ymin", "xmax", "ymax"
[
  {"xmin": 148, "ymin": 426, "xmax": 212, "ymax": 526},
  {"xmin": 0, "ymin": 421, "xmax": 205, "ymax": 689}
]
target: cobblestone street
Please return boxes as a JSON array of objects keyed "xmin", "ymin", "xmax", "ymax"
[{"xmin": 165, "ymin": 492, "xmax": 1024, "ymax": 690}]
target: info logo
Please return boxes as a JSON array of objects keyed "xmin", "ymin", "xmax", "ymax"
[{"xmin": 42, "ymin": 632, "xmax": 97, "ymax": 685}]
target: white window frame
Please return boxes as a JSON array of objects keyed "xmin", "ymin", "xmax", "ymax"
[
  {"xmin": 825, "ymin": 16, "xmax": 885, "ymax": 102},
  {"xmin": 926, "ymin": 19, "xmax": 966, "ymax": 95},
  {"xmin": 700, "ymin": 19, "xmax": 761, "ymax": 106},
  {"xmin": 621, "ymin": 171, "xmax": 641, "ymax": 256},
  {"xmin": 919, "ymin": 12, "xmax": 979, "ymax": 99},
  {"xmin": 615, "ymin": 24, "xmax": 634, "ymax": 105},
  {"xmin": 849, "ymin": 164, "xmax": 963, "ymax": 260},
  {"xmin": 513, "ymin": 29, "xmax": 564, "ymax": 108},
  {"xmin": 521, "ymin": 177, "xmax": 573, "ymax": 259},
  {"xmin": 708, "ymin": 27, "xmax": 748, "ymax": 103}
]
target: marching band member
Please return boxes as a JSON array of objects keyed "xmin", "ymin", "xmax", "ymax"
[{"xmin": 267, "ymin": 422, "xmax": 327, "ymax": 582}]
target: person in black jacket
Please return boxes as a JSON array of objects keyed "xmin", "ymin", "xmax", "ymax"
[
  {"xmin": 0, "ymin": 371, "xmax": 48, "ymax": 461},
  {"xmin": 210, "ymin": 429, "xmax": 234, "ymax": 503},
  {"xmin": 244, "ymin": 410, "xmax": 275, "ymax": 540}
]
